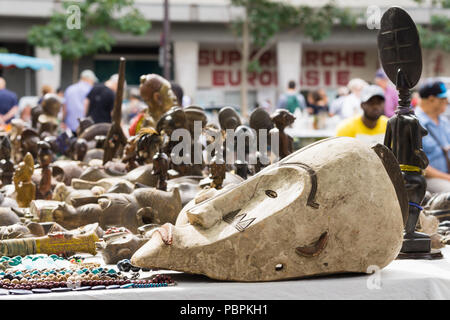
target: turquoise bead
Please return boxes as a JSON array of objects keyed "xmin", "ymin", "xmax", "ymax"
[{"xmin": 107, "ymin": 269, "xmax": 116, "ymax": 274}]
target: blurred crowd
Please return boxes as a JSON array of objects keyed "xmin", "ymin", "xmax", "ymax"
[{"xmin": 0, "ymin": 66, "xmax": 448, "ymax": 193}]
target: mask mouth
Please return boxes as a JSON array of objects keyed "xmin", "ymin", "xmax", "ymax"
[{"xmin": 131, "ymin": 165, "xmax": 310, "ymax": 271}]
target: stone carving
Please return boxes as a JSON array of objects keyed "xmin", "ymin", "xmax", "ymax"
[
  {"xmin": 139, "ymin": 74, "xmax": 178, "ymax": 130},
  {"xmin": 52, "ymin": 188, "xmax": 182, "ymax": 233}
]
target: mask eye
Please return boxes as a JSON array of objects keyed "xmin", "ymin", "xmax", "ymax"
[{"xmin": 275, "ymin": 264, "xmax": 284, "ymax": 271}]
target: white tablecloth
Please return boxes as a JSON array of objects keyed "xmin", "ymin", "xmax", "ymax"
[{"xmin": 2, "ymin": 246, "xmax": 450, "ymax": 300}]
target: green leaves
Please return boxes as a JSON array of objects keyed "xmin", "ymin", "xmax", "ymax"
[
  {"xmin": 231, "ymin": 0, "xmax": 359, "ymax": 71},
  {"xmin": 418, "ymin": 13, "xmax": 450, "ymax": 52},
  {"xmin": 27, "ymin": 0, "xmax": 151, "ymax": 61}
]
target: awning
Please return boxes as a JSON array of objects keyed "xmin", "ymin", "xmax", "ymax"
[{"xmin": 0, "ymin": 53, "xmax": 54, "ymax": 70}]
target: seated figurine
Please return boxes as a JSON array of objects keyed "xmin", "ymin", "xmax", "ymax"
[{"xmin": 131, "ymin": 137, "xmax": 406, "ymax": 281}]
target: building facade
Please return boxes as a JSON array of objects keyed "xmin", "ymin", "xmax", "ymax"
[{"xmin": 0, "ymin": 0, "xmax": 449, "ymax": 110}]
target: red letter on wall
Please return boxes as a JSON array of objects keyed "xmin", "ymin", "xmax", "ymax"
[
  {"xmin": 213, "ymin": 70, "xmax": 225, "ymax": 86},
  {"xmin": 337, "ymin": 70, "xmax": 350, "ymax": 86},
  {"xmin": 199, "ymin": 50, "xmax": 210, "ymax": 65}
]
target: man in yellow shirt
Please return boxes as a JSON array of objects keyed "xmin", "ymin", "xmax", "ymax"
[{"xmin": 336, "ymin": 85, "xmax": 388, "ymax": 146}]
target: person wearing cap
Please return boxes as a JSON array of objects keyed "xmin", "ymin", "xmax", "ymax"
[
  {"xmin": 374, "ymin": 68, "xmax": 399, "ymax": 118},
  {"xmin": 63, "ymin": 70, "xmax": 97, "ymax": 133},
  {"xmin": 85, "ymin": 74, "xmax": 121, "ymax": 124},
  {"xmin": 415, "ymin": 80, "xmax": 450, "ymax": 193},
  {"xmin": 336, "ymin": 85, "xmax": 388, "ymax": 146}
]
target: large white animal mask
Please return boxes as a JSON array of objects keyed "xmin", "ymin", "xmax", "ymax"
[{"xmin": 131, "ymin": 137, "xmax": 405, "ymax": 281}]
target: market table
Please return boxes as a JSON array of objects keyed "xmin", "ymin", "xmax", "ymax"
[{"xmin": 1, "ymin": 246, "xmax": 450, "ymax": 300}]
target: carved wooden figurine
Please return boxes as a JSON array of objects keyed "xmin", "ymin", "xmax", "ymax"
[
  {"xmin": 36, "ymin": 141, "xmax": 53, "ymax": 200},
  {"xmin": 103, "ymin": 57, "xmax": 128, "ymax": 165},
  {"xmin": 269, "ymin": 109, "xmax": 296, "ymax": 160},
  {"xmin": 0, "ymin": 135, "xmax": 14, "ymax": 186},
  {"xmin": 378, "ymin": 7, "xmax": 437, "ymax": 257},
  {"xmin": 139, "ymin": 74, "xmax": 178, "ymax": 129},
  {"xmin": 13, "ymin": 153, "xmax": 36, "ymax": 208},
  {"xmin": 209, "ymin": 153, "xmax": 226, "ymax": 190}
]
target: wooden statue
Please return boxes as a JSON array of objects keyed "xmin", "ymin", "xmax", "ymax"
[
  {"xmin": 378, "ymin": 7, "xmax": 438, "ymax": 258},
  {"xmin": 103, "ymin": 57, "xmax": 128, "ymax": 165},
  {"xmin": 122, "ymin": 136, "xmax": 139, "ymax": 172},
  {"xmin": 20, "ymin": 128, "xmax": 40, "ymax": 160},
  {"xmin": 136, "ymin": 128, "xmax": 161, "ymax": 164},
  {"xmin": 13, "ymin": 153, "xmax": 36, "ymax": 208},
  {"xmin": 9, "ymin": 119, "xmax": 26, "ymax": 164},
  {"xmin": 38, "ymin": 93, "xmax": 62, "ymax": 136},
  {"xmin": 0, "ymin": 135, "xmax": 14, "ymax": 186},
  {"xmin": 36, "ymin": 141, "xmax": 53, "ymax": 200},
  {"xmin": 138, "ymin": 74, "xmax": 178, "ymax": 130},
  {"xmin": 269, "ymin": 109, "xmax": 296, "ymax": 160},
  {"xmin": 0, "ymin": 223, "xmax": 100, "ymax": 257},
  {"xmin": 209, "ymin": 153, "xmax": 226, "ymax": 190},
  {"xmin": 152, "ymin": 151, "xmax": 169, "ymax": 191},
  {"xmin": 218, "ymin": 107, "xmax": 241, "ymax": 131}
]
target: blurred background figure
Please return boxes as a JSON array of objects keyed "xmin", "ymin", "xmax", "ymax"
[
  {"xmin": 56, "ymin": 87, "xmax": 64, "ymax": 100},
  {"xmin": 306, "ymin": 89, "xmax": 329, "ymax": 115},
  {"xmin": 63, "ymin": 69, "xmax": 97, "ymax": 134},
  {"xmin": 277, "ymin": 80, "xmax": 306, "ymax": 114},
  {"xmin": 411, "ymin": 91, "xmax": 421, "ymax": 109},
  {"xmin": 123, "ymin": 87, "xmax": 146, "ymax": 124},
  {"xmin": 0, "ymin": 77, "xmax": 18, "ymax": 130},
  {"xmin": 85, "ymin": 73, "xmax": 120, "ymax": 124},
  {"xmin": 340, "ymin": 78, "xmax": 368, "ymax": 120},
  {"xmin": 415, "ymin": 80, "xmax": 450, "ymax": 193},
  {"xmin": 37, "ymin": 85, "xmax": 53, "ymax": 105},
  {"xmin": 336, "ymin": 84, "xmax": 387, "ymax": 146},
  {"xmin": 170, "ymin": 81, "xmax": 184, "ymax": 107},
  {"xmin": 374, "ymin": 68, "xmax": 399, "ymax": 118},
  {"xmin": 329, "ymin": 86, "xmax": 350, "ymax": 118}
]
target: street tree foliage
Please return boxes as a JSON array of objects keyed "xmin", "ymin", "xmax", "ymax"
[
  {"xmin": 230, "ymin": 0, "xmax": 359, "ymax": 117},
  {"xmin": 27, "ymin": 0, "xmax": 151, "ymax": 82},
  {"xmin": 415, "ymin": 0, "xmax": 450, "ymax": 51}
]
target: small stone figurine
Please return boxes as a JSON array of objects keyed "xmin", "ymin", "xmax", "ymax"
[
  {"xmin": 378, "ymin": 7, "xmax": 440, "ymax": 258},
  {"xmin": 0, "ymin": 135, "xmax": 14, "ymax": 186},
  {"xmin": 269, "ymin": 109, "xmax": 296, "ymax": 160},
  {"xmin": 36, "ymin": 141, "xmax": 53, "ymax": 200},
  {"xmin": 151, "ymin": 151, "xmax": 169, "ymax": 191},
  {"xmin": 209, "ymin": 153, "xmax": 226, "ymax": 190},
  {"xmin": 122, "ymin": 136, "xmax": 139, "ymax": 172},
  {"xmin": 13, "ymin": 153, "xmax": 36, "ymax": 208}
]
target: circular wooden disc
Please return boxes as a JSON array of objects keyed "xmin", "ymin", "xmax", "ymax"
[{"xmin": 377, "ymin": 7, "xmax": 422, "ymax": 88}]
